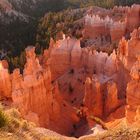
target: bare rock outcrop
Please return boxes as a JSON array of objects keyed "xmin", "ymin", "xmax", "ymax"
[
  {"xmin": 126, "ymin": 55, "xmax": 140, "ymax": 124},
  {"xmin": 119, "ymin": 28, "xmax": 140, "ymax": 71},
  {"xmin": 84, "ymin": 4, "xmax": 140, "ymax": 45},
  {"xmin": 84, "ymin": 76, "xmax": 125, "ymax": 126},
  {"xmin": 84, "ymin": 77, "xmax": 103, "ymax": 118},
  {"xmin": 10, "ymin": 47, "xmax": 79, "ymax": 136},
  {"xmin": 84, "ymin": 14, "xmax": 126, "ymax": 42},
  {"xmin": 47, "ymin": 37, "xmax": 82, "ymax": 80},
  {"xmin": 0, "ymin": 4, "xmax": 140, "ymax": 136},
  {"xmin": 0, "ymin": 61, "xmax": 11, "ymax": 98},
  {"xmin": 126, "ymin": 4, "xmax": 140, "ymax": 32}
]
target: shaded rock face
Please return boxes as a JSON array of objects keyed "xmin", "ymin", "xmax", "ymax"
[
  {"xmin": 47, "ymin": 38, "xmax": 82, "ymax": 80},
  {"xmin": 126, "ymin": 4, "xmax": 140, "ymax": 32},
  {"xmin": 83, "ymin": 4, "xmax": 140, "ymax": 46},
  {"xmin": 84, "ymin": 14, "xmax": 126, "ymax": 42}
]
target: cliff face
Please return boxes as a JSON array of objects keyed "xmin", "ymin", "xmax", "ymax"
[
  {"xmin": 46, "ymin": 38, "xmax": 82, "ymax": 80},
  {"xmin": 0, "ymin": 61, "xmax": 11, "ymax": 99},
  {"xmin": 84, "ymin": 4, "xmax": 140, "ymax": 44},
  {"xmin": 118, "ymin": 28, "xmax": 140, "ymax": 70},
  {"xmin": 84, "ymin": 14, "xmax": 126, "ymax": 42},
  {"xmin": 11, "ymin": 47, "xmax": 80, "ymax": 136},
  {"xmin": 126, "ymin": 4, "xmax": 140, "ymax": 32},
  {"xmin": 126, "ymin": 55, "xmax": 140, "ymax": 125}
]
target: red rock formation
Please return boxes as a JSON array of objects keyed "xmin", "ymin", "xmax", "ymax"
[
  {"xmin": 47, "ymin": 37, "xmax": 82, "ymax": 80},
  {"xmin": 0, "ymin": 61, "xmax": 11, "ymax": 99},
  {"xmin": 10, "ymin": 46, "xmax": 79, "ymax": 136},
  {"xmin": 0, "ymin": 5, "xmax": 140, "ymax": 135},
  {"xmin": 110, "ymin": 22, "xmax": 126, "ymax": 42},
  {"xmin": 105, "ymin": 82, "xmax": 119, "ymax": 114},
  {"xmin": 84, "ymin": 77, "xmax": 103, "ymax": 118},
  {"xmin": 126, "ymin": 55, "xmax": 140, "ymax": 124},
  {"xmin": 126, "ymin": 4, "xmax": 140, "ymax": 32},
  {"xmin": 84, "ymin": 15, "xmax": 108, "ymax": 39},
  {"xmin": 83, "ymin": 75, "xmax": 125, "ymax": 126},
  {"xmin": 84, "ymin": 14, "xmax": 126, "ymax": 42},
  {"xmin": 84, "ymin": 4, "xmax": 140, "ymax": 44},
  {"xmin": 135, "ymin": 106, "xmax": 140, "ymax": 124},
  {"xmin": 119, "ymin": 28, "xmax": 140, "ymax": 71},
  {"xmin": 0, "ymin": 34, "xmax": 131, "ymax": 135},
  {"xmin": 1, "ymin": 60, "xmax": 9, "ymax": 69}
]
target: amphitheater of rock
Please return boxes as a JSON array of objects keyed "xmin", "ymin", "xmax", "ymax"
[{"xmin": 0, "ymin": 4, "xmax": 140, "ymax": 137}]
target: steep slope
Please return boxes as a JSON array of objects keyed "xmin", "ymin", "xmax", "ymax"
[{"xmin": 0, "ymin": 0, "xmax": 29, "ymax": 24}]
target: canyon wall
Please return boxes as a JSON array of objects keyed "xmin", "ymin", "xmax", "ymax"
[
  {"xmin": 84, "ymin": 14, "xmax": 126, "ymax": 42},
  {"xmin": 0, "ymin": 47, "xmax": 79, "ymax": 136},
  {"xmin": 126, "ymin": 4, "xmax": 140, "ymax": 32},
  {"xmin": 125, "ymin": 28, "xmax": 140, "ymax": 125},
  {"xmin": 126, "ymin": 55, "xmax": 140, "ymax": 125},
  {"xmin": 0, "ymin": 61, "xmax": 11, "ymax": 99},
  {"xmin": 0, "ymin": 27, "xmax": 139, "ymax": 134},
  {"xmin": 84, "ymin": 4, "xmax": 140, "ymax": 43},
  {"xmin": 0, "ymin": 4, "xmax": 140, "ymax": 136}
]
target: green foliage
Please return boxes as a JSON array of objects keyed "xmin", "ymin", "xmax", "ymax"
[
  {"xmin": 0, "ymin": 107, "xmax": 35, "ymax": 133},
  {"xmin": 21, "ymin": 120, "xmax": 30, "ymax": 131},
  {"xmin": 90, "ymin": 115, "xmax": 108, "ymax": 130},
  {"xmin": 5, "ymin": 51, "xmax": 26, "ymax": 73},
  {"xmin": 0, "ymin": 109, "xmax": 9, "ymax": 128},
  {"xmin": 68, "ymin": 0, "xmax": 140, "ymax": 9},
  {"xmin": 36, "ymin": 9, "xmax": 84, "ymax": 49},
  {"xmin": 36, "ymin": 0, "xmax": 139, "ymax": 51},
  {"xmin": 116, "ymin": 0, "xmax": 140, "ymax": 6}
]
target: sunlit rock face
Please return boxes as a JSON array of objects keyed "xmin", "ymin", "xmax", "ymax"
[
  {"xmin": 84, "ymin": 77, "xmax": 103, "ymax": 118},
  {"xmin": 126, "ymin": 55, "xmax": 140, "ymax": 125},
  {"xmin": 118, "ymin": 28, "xmax": 140, "ymax": 71},
  {"xmin": 0, "ymin": 36, "xmax": 129, "ymax": 135},
  {"xmin": 10, "ymin": 46, "xmax": 79, "ymax": 136},
  {"xmin": 46, "ymin": 37, "xmax": 82, "ymax": 80},
  {"xmin": 0, "ymin": 61, "xmax": 11, "ymax": 98},
  {"xmin": 83, "ymin": 76, "xmax": 125, "ymax": 125}
]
